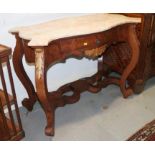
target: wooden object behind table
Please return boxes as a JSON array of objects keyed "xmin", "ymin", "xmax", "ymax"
[{"xmin": 0, "ymin": 44, "xmax": 25, "ymax": 141}]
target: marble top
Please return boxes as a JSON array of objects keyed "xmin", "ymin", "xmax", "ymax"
[{"xmin": 9, "ymin": 14, "xmax": 141, "ymax": 47}]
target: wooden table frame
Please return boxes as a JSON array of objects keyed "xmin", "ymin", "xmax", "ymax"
[{"xmin": 12, "ymin": 23, "xmax": 139, "ymax": 136}]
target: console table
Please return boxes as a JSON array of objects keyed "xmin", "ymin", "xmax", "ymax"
[{"xmin": 10, "ymin": 14, "xmax": 141, "ymax": 136}]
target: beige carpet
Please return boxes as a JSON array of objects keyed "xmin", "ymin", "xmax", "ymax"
[{"xmin": 20, "ymin": 77, "xmax": 155, "ymax": 141}]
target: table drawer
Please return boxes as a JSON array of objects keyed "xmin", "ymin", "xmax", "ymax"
[
  {"xmin": 60, "ymin": 33, "xmax": 105, "ymax": 52},
  {"xmin": 75, "ymin": 35, "xmax": 97, "ymax": 50}
]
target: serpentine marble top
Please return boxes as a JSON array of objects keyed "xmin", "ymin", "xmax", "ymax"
[{"xmin": 9, "ymin": 14, "xmax": 141, "ymax": 47}]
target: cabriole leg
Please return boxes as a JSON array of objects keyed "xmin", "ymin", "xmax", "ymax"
[
  {"xmin": 13, "ymin": 35, "xmax": 37, "ymax": 111},
  {"xmin": 120, "ymin": 25, "xmax": 140, "ymax": 98},
  {"xmin": 35, "ymin": 48, "xmax": 55, "ymax": 136}
]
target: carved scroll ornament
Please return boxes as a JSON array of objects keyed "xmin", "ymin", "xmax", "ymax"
[
  {"xmin": 84, "ymin": 45, "xmax": 107, "ymax": 58},
  {"xmin": 35, "ymin": 48, "xmax": 44, "ymax": 80}
]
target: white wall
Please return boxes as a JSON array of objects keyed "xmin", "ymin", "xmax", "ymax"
[{"xmin": 0, "ymin": 13, "xmax": 98, "ymax": 107}]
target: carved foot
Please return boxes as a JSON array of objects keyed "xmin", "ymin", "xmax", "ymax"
[
  {"xmin": 22, "ymin": 98, "xmax": 36, "ymax": 111},
  {"xmin": 45, "ymin": 126, "xmax": 54, "ymax": 136},
  {"xmin": 122, "ymin": 88, "xmax": 133, "ymax": 98}
]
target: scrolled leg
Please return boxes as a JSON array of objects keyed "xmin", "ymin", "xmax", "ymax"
[
  {"xmin": 35, "ymin": 48, "xmax": 55, "ymax": 136},
  {"xmin": 13, "ymin": 34, "xmax": 37, "ymax": 111},
  {"xmin": 120, "ymin": 25, "xmax": 140, "ymax": 98}
]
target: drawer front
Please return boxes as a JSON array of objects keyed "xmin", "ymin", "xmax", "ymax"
[
  {"xmin": 60, "ymin": 38, "xmax": 76, "ymax": 52},
  {"xmin": 75, "ymin": 35, "xmax": 97, "ymax": 50},
  {"xmin": 60, "ymin": 33, "xmax": 106, "ymax": 52}
]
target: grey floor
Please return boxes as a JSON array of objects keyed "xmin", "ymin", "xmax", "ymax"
[{"xmin": 20, "ymin": 77, "xmax": 155, "ymax": 141}]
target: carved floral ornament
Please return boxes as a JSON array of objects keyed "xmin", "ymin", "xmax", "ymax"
[
  {"xmin": 35, "ymin": 48, "xmax": 44, "ymax": 80},
  {"xmin": 84, "ymin": 45, "xmax": 108, "ymax": 58}
]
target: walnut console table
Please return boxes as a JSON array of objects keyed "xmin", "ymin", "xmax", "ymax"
[{"xmin": 10, "ymin": 14, "xmax": 141, "ymax": 136}]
